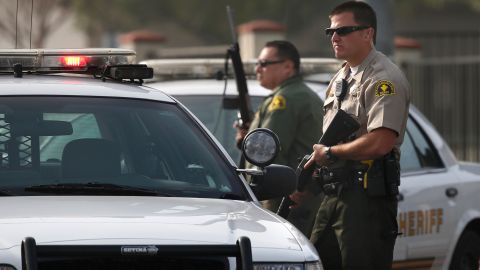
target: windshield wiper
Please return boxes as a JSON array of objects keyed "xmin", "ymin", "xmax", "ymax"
[
  {"xmin": 220, "ymin": 192, "xmax": 246, "ymax": 200},
  {"xmin": 24, "ymin": 183, "xmax": 170, "ymax": 196},
  {"xmin": 0, "ymin": 189, "xmax": 14, "ymax": 196}
]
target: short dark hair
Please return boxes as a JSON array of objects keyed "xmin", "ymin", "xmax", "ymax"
[
  {"xmin": 265, "ymin": 40, "xmax": 300, "ymax": 74},
  {"xmin": 330, "ymin": 1, "xmax": 377, "ymax": 44}
]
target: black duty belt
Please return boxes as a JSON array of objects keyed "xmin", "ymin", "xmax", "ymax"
[
  {"xmin": 316, "ymin": 168, "xmax": 348, "ymax": 185},
  {"xmin": 315, "ymin": 162, "xmax": 370, "ymax": 195}
]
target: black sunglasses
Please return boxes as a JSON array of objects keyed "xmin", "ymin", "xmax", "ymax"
[
  {"xmin": 255, "ymin": 59, "xmax": 285, "ymax": 68},
  {"xmin": 325, "ymin": 25, "xmax": 370, "ymax": 37}
]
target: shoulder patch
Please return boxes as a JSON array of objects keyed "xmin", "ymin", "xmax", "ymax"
[
  {"xmin": 375, "ymin": 80, "xmax": 395, "ymax": 97},
  {"xmin": 268, "ymin": 95, "xmax": 286, "ymax": 111}
]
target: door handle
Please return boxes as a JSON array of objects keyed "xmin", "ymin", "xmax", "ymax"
[{"xmin": 445, "ymin": 187, "xmax": 458, "ymax": 198}]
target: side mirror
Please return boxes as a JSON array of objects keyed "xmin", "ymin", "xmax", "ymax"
[
  {"xmin": 241, "ymin": 128, "xmax": 279, "ymax": 168},
  {"xmin": 251, "ymin": 164, "xmax": 297, "ymax": 201},
  {"xmin": 239, "ymin": 128, "xmax": 297, "ymax": 201}
]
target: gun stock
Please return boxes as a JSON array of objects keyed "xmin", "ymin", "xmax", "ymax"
[{"xmin": 277, "ymin": 109, "xmax": 359, "ymax": 218}]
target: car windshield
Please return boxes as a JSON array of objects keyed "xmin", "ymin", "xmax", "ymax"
[
  {"xmin": 0, "ymin": 97, "xmax": 244, "ymax": 198},
  {"xmin": 176, "ymin": 95, "xmax": 263, "ymax": 163}
]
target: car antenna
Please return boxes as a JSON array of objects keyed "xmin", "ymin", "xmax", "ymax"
[
  {"xmin": 29, "ymin": 0, "xmax": 34, "ymax": 49},
  {"xmin": 15, "ymin": 0, "xmax": 19, "ymax": 49}
]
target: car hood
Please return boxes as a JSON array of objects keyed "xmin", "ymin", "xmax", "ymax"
[{"xmin": 0, "ymin": 196, "xmax": 316, "ymax": 261}]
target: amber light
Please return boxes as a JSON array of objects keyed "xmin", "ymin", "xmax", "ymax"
[{"xmin": 61, "ymin": 56, "xmax": 88, "ymax": 67}]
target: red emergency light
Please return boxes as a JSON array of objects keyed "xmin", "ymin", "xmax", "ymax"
[{"xmin": 61, "ymin": 56, "xmax": 88, "ymax": 67}]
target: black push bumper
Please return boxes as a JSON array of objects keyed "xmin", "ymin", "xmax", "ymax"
[{"xmin": 21, "ymin": 236, "xmax": 253, "ymax": 270}]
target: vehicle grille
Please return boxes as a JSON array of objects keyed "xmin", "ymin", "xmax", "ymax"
[
  {"xmin": 38, "ymin": 257, "xmax": 228, "ymax": 270},
  {"xmin": 21, "ymin": 237, "xmax": 252, "ymax": 270}
]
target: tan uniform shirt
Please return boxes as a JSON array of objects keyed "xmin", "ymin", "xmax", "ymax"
[{"xmin": 323, "ymin": 48, "xmax": 410, "ymax": 152}]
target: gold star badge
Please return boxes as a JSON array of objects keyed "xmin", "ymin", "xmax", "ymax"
[{"xmin": 375, "ymin": 80, "xmax": 395, "ymax": 97}]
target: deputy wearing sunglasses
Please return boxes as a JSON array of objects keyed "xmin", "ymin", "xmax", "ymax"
[
  {"xmin": 235, "ymin": 40, "xmax": 324, "ymax": 237},
  {"xmin": 289, "ymin": 2, "xmax": 410, "ymax": 270}
]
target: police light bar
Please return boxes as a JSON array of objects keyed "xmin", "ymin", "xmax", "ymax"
[
  {"xmin": 0, "ymin": 48, "xmax": 135, "ymax": 73},
  {"xmin": 140, "ymin": 59, "xmax": 233, "ymax": 80},
  {"xmin": 140, "ymin": 58, "xmax": 342, "ymax": 81}
]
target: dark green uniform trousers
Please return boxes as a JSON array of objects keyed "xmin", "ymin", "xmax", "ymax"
[{"xmin": 310, "ymin": 184, "xmax": 398, "ymax": 270}]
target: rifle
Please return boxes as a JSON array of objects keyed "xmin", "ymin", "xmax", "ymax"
[
  {"xmin": 225, "ymin": 6, "xmax": 252, "ymax": 129},
  {"xmin": 277, "ymin": 109, "xmax": 360, "ymax": 218}
]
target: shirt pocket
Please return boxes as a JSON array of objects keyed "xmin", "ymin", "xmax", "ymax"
[{"xmin": 341, "ymin": 86, "xmax": 361, "ymax": 117}]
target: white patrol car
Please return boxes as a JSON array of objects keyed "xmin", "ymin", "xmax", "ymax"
[
  {"xmin": 143, "ymin": 58, "xmax": 480, "ymax": 270},
  {"xmin": 0, "ymin": 49, "xmax": 323, "ymax": 270}
]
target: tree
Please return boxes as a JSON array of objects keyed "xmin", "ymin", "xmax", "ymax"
[
  {"xmin": 0, "ymin": 0, "xmax": 70, "ymax": 48},
  {"xmin": 72, "ymin": 0, "xmax": 140, "ymax": 46}
]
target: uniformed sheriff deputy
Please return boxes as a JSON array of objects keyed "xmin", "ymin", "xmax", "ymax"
[
  {"xmin": 235, "ymin": 40, "xmax": 324, "ymax": 236},
  {"xmin": 289, "ymin": 2, "xmax": 410, "ymax": 270}
]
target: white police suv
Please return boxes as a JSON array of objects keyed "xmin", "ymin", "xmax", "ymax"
[
  {"xmin": 0, "ymin": 49, "xmax": 322, "ymax": 270},
  {"xmin": 144, "ymin": 59, "xmax": 480, "ymax": 270}
]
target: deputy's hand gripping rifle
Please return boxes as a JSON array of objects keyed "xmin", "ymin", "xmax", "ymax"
[{"xmin": 277, "ymin": 109, "xmax": 360, "ymax": 218}]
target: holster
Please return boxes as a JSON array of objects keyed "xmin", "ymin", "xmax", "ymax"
[{"xmin": 365, "ymin": 151, "xmax": 400, "ymax": 197}]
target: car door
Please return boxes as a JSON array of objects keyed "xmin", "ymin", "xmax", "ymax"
[{"xmin": 394, "ymin": 115, "xmax": 458, "ymax": 268}]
